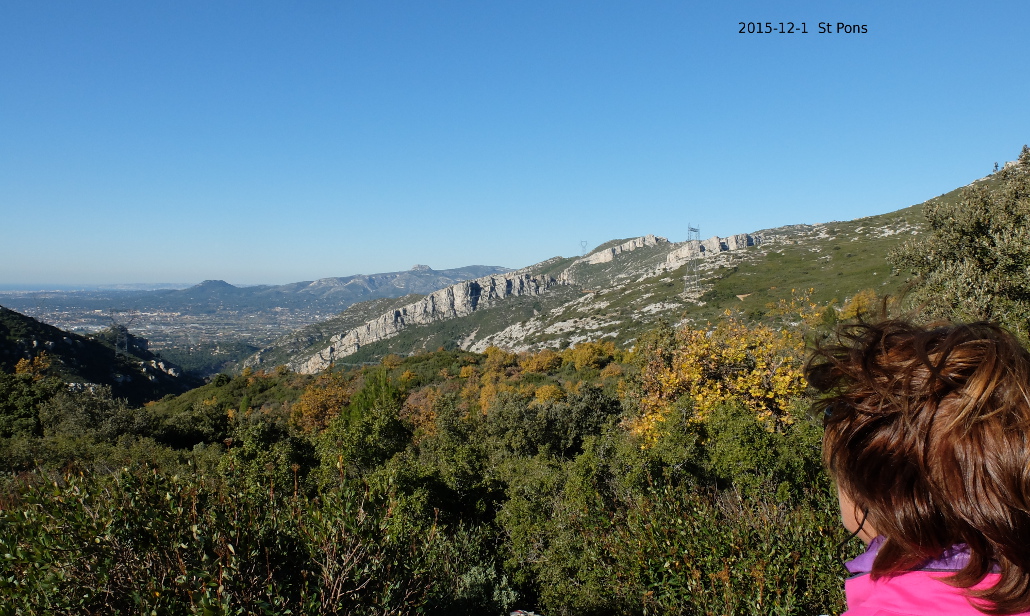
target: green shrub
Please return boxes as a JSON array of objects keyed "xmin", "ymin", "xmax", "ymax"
[{"xmin": 0, "ymin": 467, "xmax": 507, "ymax": 615}]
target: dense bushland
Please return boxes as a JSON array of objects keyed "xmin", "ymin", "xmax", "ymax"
[{"xmin": 1, "ymin": 310, "xmax": 853, "ymax": 615}]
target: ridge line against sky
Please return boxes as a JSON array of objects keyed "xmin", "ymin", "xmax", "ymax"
[{"xmin": 2, "ymin": 1, "xmax": 1028, "ymax": 287}]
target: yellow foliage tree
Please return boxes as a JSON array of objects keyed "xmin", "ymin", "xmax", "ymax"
[
  {"xmin": 400, "ymin": 370, "xmax": 418, "ymax": 385},
  {"xmin": 15, "ymin": 352, "xmax": 51, "ymax": 381},
  {"xmin": 532, "ymin": 383, "xmax": 566, "ymax": 407},
  {"xmin": 291, "ymin": 371, "xmax": 352, "ymax": 433},
  {"xmin": 566, "ymin": 340, "xmax": 617, "ymax": 370},
  {"xmin": 767, "ymin": 288, "xmax": 825, "ymax": 329},
  {"xmin": 477, "ymin": 371, "xmax": 516, "ymax": 412},
  {"xmin": 519, "ymin": 348, "xmax": 564, "ymax": 373},
  {"xmin": 629, "ymin": 315, "xmax": 807, "ymax": 446},
  {"xmin": 839, "ymin": 288, "xmax": 880, "ymax": 321},
  {"xmin": 484, "ymin": 346, "xmax": 518, "ymax": 373},
  {"xmin": 479, "ymin": 379, "xmax": 501, "ymax": 412}
]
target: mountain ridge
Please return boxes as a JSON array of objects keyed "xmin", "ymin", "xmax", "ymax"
[
  {"xmin": 248, "ymin": 231, "xmax": 767, "ymax": 373},
  {"xmin": 244, "ymin": 165, "xmax": 1012, "ymax": 370}
]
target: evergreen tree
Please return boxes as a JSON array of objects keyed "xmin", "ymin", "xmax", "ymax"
[{"xmin": 888, "ymin": 146, "xmax": 1030, "ymax": 335}]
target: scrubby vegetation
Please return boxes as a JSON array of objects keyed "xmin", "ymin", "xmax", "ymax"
[
  {"xmin": 7, "ymin": 148, "xmax": 1026, "ymax": 613},
  {"xmin": 0, "ymin": 295, "xmax": 856, "ymax": 615}
]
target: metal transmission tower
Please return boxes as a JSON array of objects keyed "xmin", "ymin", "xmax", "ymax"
[
  {"xmin": 683, "ymin": 223, "xmax": 702, "ymax": 296},
  {"xmin": 108, "ymin": 309, "xmax": 139, "ymax": 356},
  {"xmin": 182, "ymin": 327, "xmax": 199, "ymax": 357},
  {"xmin": 29, "ymin": 292, "xmax": 49, "ymax": 319},
  {"xmin": 580, "ymin": 240, "xmax": 589, "ymax": 257}
]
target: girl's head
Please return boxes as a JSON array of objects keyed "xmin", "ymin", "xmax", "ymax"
[{"xmin": 807, "ymin": 320, "xmax": 1030, "ymax": 614}]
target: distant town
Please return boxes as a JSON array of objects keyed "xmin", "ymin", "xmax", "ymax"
[{"xmin": 0, "ymin": 293, "xmax": 331, "ymax": 350}]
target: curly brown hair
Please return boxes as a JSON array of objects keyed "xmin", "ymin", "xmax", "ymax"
[{"xmin": 807, "ymin": 320, "xmax": 1030, "ymax": 615}]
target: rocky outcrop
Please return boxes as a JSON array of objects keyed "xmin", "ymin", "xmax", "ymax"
[
  {"xmin": 264, "ymin": 231, "xmax": 768, "ymax": 372},
  {"xmin": 580, "ymin": 235, "xmax": 668, "ymax": 265},
  {"xmin": 665, "ymin": 233, "xmax": 760, "ymax": 268},
  {"xmin": 290, "ymin": 272, "xmax": 556, "ymax": 373},
  {"xmin": 558, "ymin": 235, "xmax": 668, "ymax": 284},
  {"xmin": 723, "ymin": 233, "xmax": 754, "ymax": 251}
]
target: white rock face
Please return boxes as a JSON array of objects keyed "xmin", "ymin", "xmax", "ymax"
[
  {"xmin": 580, "ymin": 234, "xmax": 667, "ymax": 265},
  {"xmin": 666, "ymin": 233, "xmax": 759, "ymax": 268},
  {"xmin": 290, "ymin": 272, "xmax": 555, "ymax": 373},
  {"xmin": 700, "ymin": 236, "xmax": 723, "ymax": 253},
  {"xmin": 149, "ymin": 360, "xmax": 180, "ymax": 377},
  {"xmin": 666, "ymin": 240, "xmax": 702, "ymax": 262},
  {"xmin": 724, "ymin": 233, "xmax": 753, "ymax": 251},
  {"xmin": 558, "ymin": 235, "xmax": 669, "ymax": 284}
]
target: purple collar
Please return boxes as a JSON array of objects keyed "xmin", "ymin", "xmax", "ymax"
[{"xmin": 846, "ymin": 537, "xmax": 980, "ymax": 574}]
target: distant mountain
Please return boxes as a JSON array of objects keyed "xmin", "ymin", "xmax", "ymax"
[
  {"xmin": 116, "ymin": 265, "xmax": 515, "ymax": 313},
  {"xmin": 0, "ymin": 265, "xmax": 514, "ymax": 351},
  {"xmin": 0, "ymin": 306, "xmax": 200, "ymax": 405},
  {"xmin": 0, "ymin": 265, "xmax": 511, "ymax": 315}
]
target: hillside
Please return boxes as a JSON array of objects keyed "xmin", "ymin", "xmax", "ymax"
[
  {"xmin": 247, "ymin": 209, "xmax": 921, "ymax": 371},
  {"xmin": 5, "ymin": 157, "xmax": 1025, "ymax": 616},
  {"xmin": 248, "ymin": 170, "xmax": 1015, "ymax": 372},
  {"xmin": 0, "ymin": 306, "xmax": 199, "ymax": 404}
]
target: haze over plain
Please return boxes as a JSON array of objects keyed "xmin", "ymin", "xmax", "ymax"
[{"xmin": 2, "ymin": 1, "xmax": 1028, "ymax": 287}]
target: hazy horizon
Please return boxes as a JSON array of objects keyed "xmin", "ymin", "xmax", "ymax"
[{"xmin": 0, "ymin": 263, "xmax": 521, "ymax": 292}]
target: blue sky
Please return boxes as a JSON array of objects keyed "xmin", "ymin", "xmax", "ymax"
[{"xmin": 2, "ymin": 1, "xmax": 1028, "ymax": 287}]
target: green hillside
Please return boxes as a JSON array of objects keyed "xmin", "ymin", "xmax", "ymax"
[
  {"xmin": 270, "ymin": 197, "xmax": 934, "ymax": 367},
  {"xmin": 0, "ymin": 306, "xmax": 199, "ymax": 405}
]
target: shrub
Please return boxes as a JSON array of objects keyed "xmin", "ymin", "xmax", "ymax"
[{"xmin": 0, "ymin": 467, "xmax": 507, "ymax": 615}]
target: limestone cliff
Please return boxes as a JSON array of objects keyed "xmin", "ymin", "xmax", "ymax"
[
  {"xmin": 580, "ymin": 234, "xmax": 667, "ymax": 265},
  {"xmin": 558, "ymin": 235, "xmax": 668, "ymax": 284},
  {"xmin": 286, "ymin": 232, "xmax": 764, "ymax": 371},
  {"xmin": 290, "ymin": 272, "xmax": 555, "ymax": 373},
  {"xmin": 665, "ymin": 233, "xmax": 761, "ymax": 268}
]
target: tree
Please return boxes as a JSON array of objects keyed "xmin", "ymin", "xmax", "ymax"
[
  {"xmin": 292, "ymin": 371, "xmax": 351, "ymax": 433},
  {"xmin": 888, "ymin": 146, "xmax": 1030, "ymax": 336},
  {"xmin": 0, "ymin": 354, "xmax": 61, "ymax": 439},
  {"xmin": 838, "ymin": 288, "xmax": 880, "ymax": 322},
  {"xmin": 628, "ymin": 315, "xmax": 808, "ymax": 446}
]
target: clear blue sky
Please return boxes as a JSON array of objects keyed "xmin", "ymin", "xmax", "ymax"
[{"xmin": 2, "ymin": 1, "xmax": 1028, "ymax": 287}]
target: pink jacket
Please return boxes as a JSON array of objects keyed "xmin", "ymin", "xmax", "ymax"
[{"xmin": 842, "ymin": 538, "xmax": 1029, "ymax": 616}]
